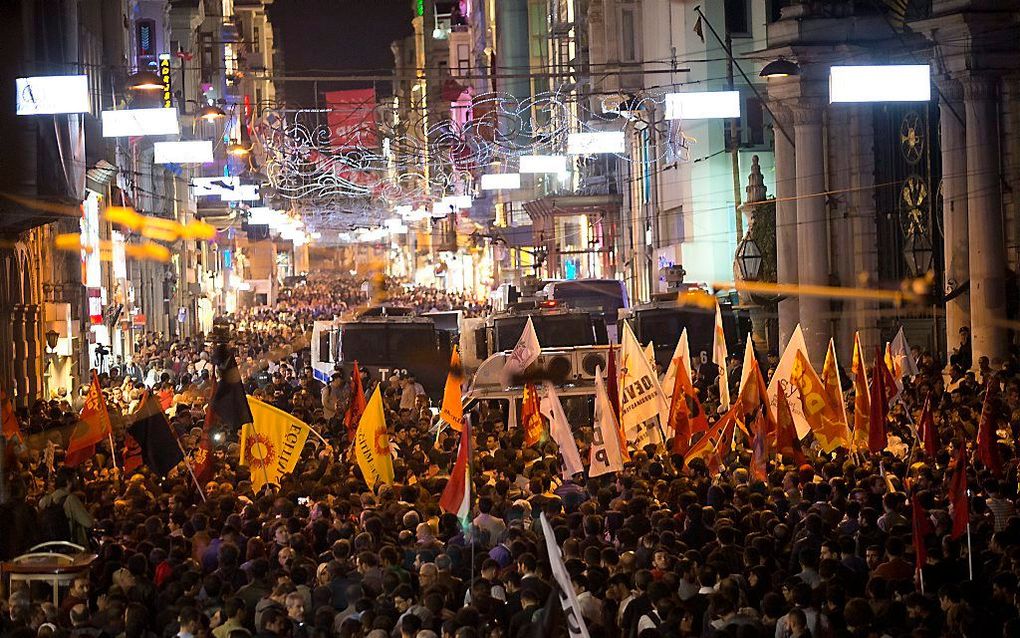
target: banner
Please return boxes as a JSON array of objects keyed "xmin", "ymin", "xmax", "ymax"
[
  {"xmin": 590, "ymin": 367, "xmax": 625, "ymax": 477},
  {"xmin": 353, "ymin": 386, "xmax": 395, "ymax": 489},
  {"xmin": 241, "ymin": 396, "xmax": 312, "ymax": 492},
  {"xmin": 620, "ymin": 322, "xmax": 667, "ymax": 448}
]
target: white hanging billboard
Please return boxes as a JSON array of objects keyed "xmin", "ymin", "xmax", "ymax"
[
  {"xmin": 567, "ymin": 132, "xmax": 626, "ymax": 155},
  {"xmin": 829, "ymin": 65, "xmax": 931, "ymax": 103},
  {"xmin": 191, "ymin": 176, "xmax": 241, "ymax": 198},
  {"xmin": 16, "ymin": 76, "xmax": 90, "ymax": 115},
  {"xmin": 519, "ymin": 155, "xmax": 568, "ymax": 174},
  {"xmin": 154, "ymin": 141, "xmax": 214, "ymax": 164},
  {"xmin": 102, "ymin": 108, "xmax": 180, "ymax": 137},
  {"xmin": 480, "ymin": 173, "xmax": 522, "ymax": 190},
  {"xmin": 664, "ymin": 91, "xmax": 741, "ymax": 119}
]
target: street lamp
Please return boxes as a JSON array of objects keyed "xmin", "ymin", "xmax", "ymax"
[
  {"xmin": 227, "ymin": 141, "xmax": 251, "ymax": 157},
  {"xmin": 128, "ymin": 70, "xmax": 165, "ymax": 91},
  {"xmin": 198, "ymin": 104, "xmax": 227, "ymax": 121},
  {"xmin": 45, "ymin": 329, "xmax": 60, "ymax": 352},
  {"xmin": 734, "ymin": 235, "xmax": 763, "ymax": 281},
  {"xmin": 904, "ymin": 234, "xmax": 934, "ymax": 277},
  {"xmin": 760, "ymin": 58, "xmax": 800, "ymax": 79}
]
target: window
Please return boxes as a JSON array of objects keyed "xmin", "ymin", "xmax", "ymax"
[
  {"xmin": 253, "ymin": 26, "xmax": 260, "ymax": 52},
  {"xmin": 746, "ymin": 97, "xmax": 765, "ymax": 146},
  {"xmin": 620, "ymin": 9, "xmax": 637, "ymax": 62},
  {"xmin": 725, "ymin": 0, "xmax": 750, "ymax": 35}
]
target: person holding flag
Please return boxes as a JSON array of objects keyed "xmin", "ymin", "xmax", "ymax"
[
  {"xmin": 439, "ymin": 416, "xmax": 472, "ymax": 527},
  {"xmin": 65, "ymin": 371, "xmax": 113, "ymax": 467}
]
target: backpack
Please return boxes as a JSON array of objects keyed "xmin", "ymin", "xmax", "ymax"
[{"xmin": 38, "ymin": 493, "xmax": 71, "ymax": 541}]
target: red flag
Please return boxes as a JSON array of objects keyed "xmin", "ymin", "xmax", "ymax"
[
  {"xmin": 122, "ymin": 432, "xmax": 143, "ymax": 475},
  {"xmin": 66, "ymin": 371, "xmax": 112, "ymax": 466},
  {"xmin": 918, "ymin": 392, "xmax": 937, "ymax": 460},
  {"xmin": 1, "ymin": 388, "xmax": 21, "ymax": 441},
  {"xmin": 775, "ymin": 382, "xmax": 805, "ymax": 465},
  {"xmin": 344, "ymin": 362, "xmax": 367, "ymax": 438},
  {"xmin": 977, "ymin": 381, "xmax": 1003, "ymax": 477},
  {"xmin": 948, "ymin": 445, "xmax": 969, "ymax": 540},
  {"xmin": 606, "ymin": 345, "xmax": 621, "ymax": 422},
  {"xmin": 750, "ymin": 412, "xmax": 769, "ymax": 483},
  {"xmin": 193, "ymin": 376, "xmax": 217, "ymax": 484},
  {"xmin": 521, "ymin": 384, "xmax": 547, "ymax": 447},
  {"xmin": 667, "ymin": 355, "xmax": 709, "ymax": 455},
  {"xmin": 868, "ymin": 349, "xmax": 891, "ymax": 454},
  {"xmin": 439, "ymin": 418, "xmax": 471, "ymax": 522},
  {"xmin": 911, "ymin": 493, "xmax": 932, "ymax": 578}
]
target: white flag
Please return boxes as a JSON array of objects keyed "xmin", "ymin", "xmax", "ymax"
[
  {"xmin": 713, "ymin": 302, "xmax": 730, "ymax": 411},
  {"xmin": 503, "ymin": 316, "xmax": 541, "ymax": 382},
  {"xmin": 767, "ymin": 324, "xmax": 811, "ymax": 437},
  {"xmin": 540, "ymin": 512, "xmax": 593, "ymax": 638},
  {"xmin": 541, "ymin": 382, "xmax": 585, "ymax": 479},
  {"xmin": 889, "ymin": 327, "xmax": 919, "ymax": 378},
  {"xmin": 644, "ymin": 342, "xmax": 656, "ymax": 370},
  {"xmin": 738, "ymin": 334, "xmax": 755, "ymax": 397},
  {"xmin": 619, "ymin": 322, "xmax": 668, "ymax": 448},
  {"xmin": 662, "ymin": 328, "xmax": 691, "ymax": 404},
  {"xmin": 590, "ymin": 366, "xmax": 625, "ymax": 477}
]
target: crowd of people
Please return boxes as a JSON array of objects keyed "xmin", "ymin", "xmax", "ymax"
[{"xmin": 1, "ymin": 278, "xmax": 1019, "ymax": 638}]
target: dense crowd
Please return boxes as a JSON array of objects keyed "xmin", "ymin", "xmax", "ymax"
[{"xmin": 1, "ymin": 288, "xmax": 1019, "ymax": 638}]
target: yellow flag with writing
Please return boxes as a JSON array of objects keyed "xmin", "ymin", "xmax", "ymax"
[
  {"xmin": 355, "ymin": 385, "xmax": 395, "ymax": 490},
  {"xmin": 790, "ymin": 350, "xmax": 850, "ymax": 452},
  {"xmin": 240, "ymin": 396, "xmax": 311, "ymax": 493},
  {"xmin": 439, "ymin": 347, "xmax": 465, "ymax": 431}
]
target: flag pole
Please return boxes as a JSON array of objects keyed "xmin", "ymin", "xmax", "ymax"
[
  {"xmin": 108, "ymin": 430, "xmax": 118, "ymax": 473},
  {"xmin": 166, "ymin": 415, "xmax": 206, "ymax": 502},
  {"xmin": 467, "ymin": 412, "xmax": 476, "ymax": 605},
  {"xmin": 966, "ymin": 498, "xmax": 974, "ymax": 581}
]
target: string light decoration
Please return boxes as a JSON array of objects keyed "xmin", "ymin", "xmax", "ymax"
[{"xmin": 250, "ymin": 88, "xmax": 694, "ymax": 224}]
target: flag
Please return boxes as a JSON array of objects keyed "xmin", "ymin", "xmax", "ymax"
[
  {"xmin": 911, "ymin": 493, "xmax": 932, "ymax": 577},
  {"xmin": 693, "ymin": 15, "xmax": 705, "ymax": 42},
  {"xmin": 353, "ymin": 385, "xmax": 394, "ymax": 489},
  {"xmin": 714, "ymin": 412, "xmax": 737, "ymax": 470},
  {"xmin": 122, "ymin": 432, "xmax": 143, "ymax": 475},
  {"xmin": 791, "ymin": 350, "xmax": 851, "ymax": 452},
  {"xmin": 767, "ymin": 324, "xmax": 811, "ymax": 436},
  {"xmin": 343, "ymin": 361, "xmax": 367, "ymax": 438},
  {"xmin": 193, "ymin": 376, "xmax": 217, "ymax": 484},
  {"xmin": 713, "ymin": 302, "xmax": 730, "ymax": 411},
  {"xmin": 737, "ymin": 336, "xmax": 756, "ymax": 407},
  {"xmin": 948, "ymin": 445, "xmax": 969, "ymax": 540},
  {"xmin": 241, "ymin": 396, "xmax": 312, "ymax": 493},
  {"xmin": 662, "ymin": 328, "xmax": 691, "ymax": 405},
  {"xmin": 1, "ymin": 388, "xmax": 20, "ymax": 441},
  {"xmin": 503, "ymin": 316, "xmax": 541, "ymax": 382},
  {"xmin": 775, "ymin": 383, "xmax": 805, "ymax": 464},
  {"xmin": 868, "ymin": 348, "xmax": 893, "ymax": 454},
  {"xmin": 209, "ymin": 355, "xmax": 253, "ymax": 429},
  {"xmin": 977, "ymin": 381, "xmax": 1003, "ymax": 477},
  {"xmin": 539, "ymin": 512, "xmax": 592, "ymax": 638},
  {"xmin": 644, "ymin": 342, "xmax": 656, "ymax": 371},
  {"xmin": 439, "ymin": 417, "xmax": 472, "ymax": 524},
  {"xmin": 735, "ymin": 340, "xmax": 775, "ymax": 429},
  {"xmin": 750, "ymin": 412, "xmax": 769, "ymax": 482},
  {"xmin": 684, "ymin": 408, "xmax": 734, "ymax": 472},
  {"xmin": 890, "ymin": 327, "xmax": 919, "ymax": 378},
  {"xmin": 821, "ymin": 338, "xmax": 850, "ymax": 442},
  {"xmin": 918, "ymin": 392, "xmax": 937, "ymax": 460},
  {"xmin": 606, "ymin": 345, "xmax": 622, "ymax": 422},
  {"xmin": 619, "ymin": 321, "xmax": 668, "ymax": 448},
  {"xmin": 666, "ymin": 350, "xmax": 708, "ymax": 455},
  {"xmin": 522, "ymin": 383, "xmax": 547, "ymax": 447},
  {"xmin": 127, "ymin": 393, "xmax": 184, "ymax": 476},
  {"xmin": 590, "ymin": 367, "xmax": 625, "ymax": 477},
  {"xmin": 66, "ymin": 372, "xmax": 112, "ymax": 466},
  {"xmin": 851, "ymin": 332, "xmax": 872, "ymax": 453},
  {"xmin": 439, "ymin": 347, "xmax": 466, "ymax": 432},
  {"xmin": 541, "ymin": 382, "xmax": 584, "ymax": 479}
]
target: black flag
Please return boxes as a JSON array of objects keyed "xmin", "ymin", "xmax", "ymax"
[
  {"xmin": 127, "ymin": 394, "xmax": 184, "ymax": 476},
  {"xmin": 210, "ymin": 354, "xmax": 253, "ymax": 429}
]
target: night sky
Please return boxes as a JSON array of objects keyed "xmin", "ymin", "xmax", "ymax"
[{"xmin": 267, "ymin": 0, "xmax": 414, "ymax": 105}]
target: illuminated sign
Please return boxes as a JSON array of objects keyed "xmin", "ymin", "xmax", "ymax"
[
  {"xmin": 220, "ymin": 184, "xmax": 260, "ymax": 202},
  {"xmin": 665, "ymin": 91, "xmax": 741, "ymax": 119},
  {"xmin": 102, "ymin": 108, "xmax": 180, "ymax": 136},
  {"xmin": 154, "ymin": 141, "xmax": 214, "ymax": 164},
  {"xmin": 159, "ymin": 53, "xmax": 172, "ymax": 108},
  {"xmin": 829, "ymin": 65, "xmax": 931, "ymax": 103},
  {"xmin": 480, "ymin": 173, "xmax": 522, "ymax": 190},
  {"xmin": 16, "ymin": 76, "xmax": 90, "ymax": 115},
  {"xmin": 567, "ymin": 132, "xmax": 626, "ymax": 155},
  {"xmin": 520, "ymin": 155, "xmax": 569, "ymax": 174}
]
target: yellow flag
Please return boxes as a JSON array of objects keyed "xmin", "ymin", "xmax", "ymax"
[
  {"xmin": 240, "ymin": 396, "xmax": 311, "ymax": 493},
  {"xmin": 791, "ymin": 350, "xmax": 850, "ymax": 453},
  {"xmin": 821, "ymin": 339, "xmax": 850, "ymax": 445},
  {"xmin": 354, "ymin": 385, "xmax": 394, "ymax": 490},
  {"xmin": 850, "ymin": 332, "xmax": 871, "ymax": 452},
  {"xmin": 439, "ymin": 346, "xmax": 465, "ymax": 432}
]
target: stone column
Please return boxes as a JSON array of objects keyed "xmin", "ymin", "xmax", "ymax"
[
  {"xmin": 11, "ymin": 305, "xmax": 27, "ymax": 404},
  {"xmin": 938, "ymin": 79, "xmax": 970, "ymax": 361},
  {"xmin": 773, "ymin": 105, "xmax": 799, "ymax": 348},
  {"xmin": 24, "ymin": 304, "xmax": 40, "ymax": 401},
  {"xmin": 963, "ymin": 76, "xmax": 1008, "ymax": 365},
  {"xmin": 794, "ymin": 104, "xmax": 830, "ymax": 363}
]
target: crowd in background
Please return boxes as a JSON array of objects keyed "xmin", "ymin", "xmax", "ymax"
[{"xmin": 1, "ymin": 276, "xmax": 1019, "ymax": 638}]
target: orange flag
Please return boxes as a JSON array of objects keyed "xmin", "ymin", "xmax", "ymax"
[
  {"xmin": 750, "ymin": 411, "xmax": 769, "ymax": 482},
  {"xmin": 1, "ymin": 388, "xmax": 20, "ymax": 441},
  {"xmin": 667, "ymin": 353, "xmax": 709, "ymax": 455},
  {"xmin": 775, "ymin": 382, "xmax": 805, "ymax": 464},
  {"xmin": 791, "ymin": 350, "xmax": 850, "ymax": 452},
  {"xmin": 685, "ymin": 407, "xmax": 736, "ymax": 474},
  {"xmin": 850, "ymin": 332, "xmax": 871, "ymax": 453},
  {"xmin": 821, "ymin": 339, "xmax": 850, "ymax": 444},
  {"xmin": 439, "ymin": 347, "xmax": 466, "ymax": 432},
  {"xmin": 343, "ymin": 362, "xmax": 367, "ymax": 438},
  {"xmin": 66, "ymin": 371, "xmax": 112, "ymax": 465},
  {"xmin": 522, "ymin": 383, "xmax": 548, "ymax": 447}
]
